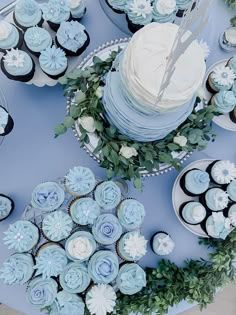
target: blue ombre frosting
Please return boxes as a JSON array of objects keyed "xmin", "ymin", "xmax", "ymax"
[
  {"xmin": 70, "ymin": 197, "xmax": 101, "ymax": 225},
  {"xmin": 48, "ymin": 291, "xmax": 85, "ymax": 315},
  {"xmin": 88, "ymin": 251, "xmax": 119, "ymax": 284},
  {"xmin": 39, "ymin": 45, "xmax": 67, "ymax": 76},
  {"xmin": 65, "ymin": 166, "xmax": 95, "ymax": 196},
  {"xmin": 59, "ymin": 262, "xmax": 91, "ymax": 293},
  {"xmin": 227, "ymin": 180, "xmax": 236, "ymax": 201},
  {"xmin": 69, "ymin": 0, "xmax": 86, "ymax": 19},
  {"xmin": 116, "ymin": 263, "xmax": 146, "ymax": 295},
  {"xmin": 94, "ymin": 181, "xmax": 121, "ymax": 210},
  {"xmin": 15, "ymin": 0, "xmax": 42, "ymax": 28},
  {"xmin": 92, "ymin": 214, "xmax": 122, "ymax": 245},
  {"xmin": 152, "ymin": 0, "xmax": 176, "ymax": 23},
  {"xmin": 107, "ymin": 0, "xmax": 126, "ymax": 11},
  {"xmin": 24, "ymin": 27, "xmax": 52, "ymax": 53},
  {"xmin": 0, "ymin": 195, "xmax": 12, "ymax": 220},
  {"xmin": 3, "ymin": 49, "xmax": 33, "ymax": 76},
  {"xmin": 0, "ymin": 22, "xmax": 19, "ymax": 50},
  {"xmin": 176, "ymin": 0, "xmax": 192, "ymax": 10},
  {"xmin": 126, "ymin": 0, "xmax": 153, "ymax": 26},
  {"xmin": 181, "ymin": 202, "xmax": 206, "ymax": 224},
  {"xmin": 212, "ymin": 91, "xmax": 236, "ymax": 114},
  {"xmin": 34, "ymin": 244, "xmax": 67, "ymax": 279},
  {"xmin": 3, "ymin": 220, "xmax": 39, "ymax": 252},
  {"xmin": 27, "ymin": 277, "xmax": 58, "ymax": 308},
  {"xmin": 185, "ymin": 170, "xmax": 210, "ymax": 195},
  {"xmin": 0, "ymin": 253, "xmax": 34, "ymax": 285},
  {"xmin": 118, "ymin": 199, "xmax": 145, "ymax": 230},
  {"xmin": 205, "ymin": 188, "xmax": 229, "ymax": 211},
  {"xmin": 42, "ymin": 0, "xmax": 70, "ymax": 24}
]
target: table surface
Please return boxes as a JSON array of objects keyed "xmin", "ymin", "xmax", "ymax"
[{"xmin": 0, "ymin": 1, "xmax": 235, "ymax": 314}]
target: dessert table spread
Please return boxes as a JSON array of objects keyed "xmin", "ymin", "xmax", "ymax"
[{"xmin": 0, "ymin": 0, "xmax": 235, "ymax": 314}]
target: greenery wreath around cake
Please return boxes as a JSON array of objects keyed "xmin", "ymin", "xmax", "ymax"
[{"xmin": 55, "ymin": 49, "xmax": 219, "ymax": 190}]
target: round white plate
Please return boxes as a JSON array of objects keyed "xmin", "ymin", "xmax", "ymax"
[
  {"xmin": 172, "ymin": 159, "xmax": 215, "ymax": 238},
  {"xmin": 203, "ymin": 59, "xmax": 236, "ymax": 132},
  {"xmin": 67, "ymin": 39, "xmax": 192, "ymax": 177}
]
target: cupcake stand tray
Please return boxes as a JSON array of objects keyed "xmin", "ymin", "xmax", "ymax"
[
  {"xmin": 203, "ymin": 59, "xmax": 236, "ymax": 132},
  {"xmin": 67, "ymin": 39, "xmax": 192, "ymax": 177}
]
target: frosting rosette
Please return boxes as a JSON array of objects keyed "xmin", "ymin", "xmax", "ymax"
[
  {"xmin": 24, "ymin": 26, "xmax": 52, "ymax": 53},
  {"xmin": 205, "ymin": 212, "xmax": 233, "ymax": 239},
  {"xmin": 181, "ymin": 202, "xmax": 206, "ymax": 225},
  {"xmin": 0, "ymin": 253, "xmax": 34, "ymax": 285},
  {"xmin": 126, "ymin": 0, "xmax": 153, "ymax": 26},
  {"xmin": 0, "ymin": 22, "xmax": 20, "ymax": 51},
  {"xmin": 59, "ymin": 262, "xmax": 91, "ymax": 293},
  {"xmin": 42, "ymin": 0, "xmax": 70, "ymax": 23},
  {"xmin": 227, "ymin": 180, "xmax": 236, "ymax": 202},
  {"xmin": 212, "ymin": 91, "xmax": 236, "ymax": 114},
  {"xmin": 152, "ymin": 233, "xmax": 175, "ymax": 255},
  {"xmin": 88, "ymin": 250, "xmax": 119, "ymax": 284},
  {"xmin": 185, "ymin": 169, "xmax": 210, "ymax": 195},
  {"xmin": 153, "ymin": 0, "xmax": 176, "ymax": 23},
  {"xmin": 31, "ymin": 181, "xmax": 65, "ymax": 212},
  {"xmin": 205, "ymin": 188, "xmax": 229, "ymax": 211},
  {"xmin": 92, "ymin": 214, "xmax": 122, "ymax": 245},
  {"xmin": 94, "ymin": 181, "xmax": 121, "ymax": 210},
  {"xmin": 39, "ymin": 46, "xmax": 67, "ymax": 76},
  {"xmin": 117, "ymin": 231, "xmax": 147, "ymax": 261},
  {"xmin": 211, "ymin": 160, "xmax": 236, "ymax": 185},
  {"xmin": 70, "ymin": 197, "xmax": 100, "ymax": 225},
  {"xmin": 210, "ymin": 66, "xmax": 235, "ymax": 91},
  {"xmin": 118, "ymin": 199, "xmax": 145, "ymax": 230}
]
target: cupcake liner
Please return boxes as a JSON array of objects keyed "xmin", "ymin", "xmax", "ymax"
[
  {"xmin": 206, "ymin": 73, "xmax": 220, "ymax": 94},
  {"xmin": 229, "ymin": 109, "xmax": 236, "ymax": 123},
  {"xmin": 125, "ymin": 15, "xmax": 144, "ymax": 33},
  {"xmin": 1, "ymin": 56, "xmax": 35, "ymax": 82},
  {"xmin": 0, "ymin": 194, "xmax": 14, "ymax": 222},
  {"xmin": 55, "ymin": 31, "xmax": 90, "ymax": 57},
  {"xmin": 41, "ymin": 65, "xmax": 68, "ymax": 81},
  {"xmin": 205, "ymin": 160, "xmax": 221, "ymax": 185}
]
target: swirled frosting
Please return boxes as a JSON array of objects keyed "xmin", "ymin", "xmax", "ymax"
[
  {"xmin": 0, "ymin": 253, "xmax": 34, "ymax": 285},
  {"xmin": 228, "ymin": 204, "xmax": 236, "ymax": 227},
  {"xmin": 0, "ymin": 107, "xmax": 9, "ymax": 135},
  {"xmin": 118, "ymin": 231, "xmax": 147, "ymax": 261},
  {"xmin": 181, "ymin": 202, "xmax": 206, "ymax": 224},
  {"xmin": 205, "ymin": 188, "xmax": 229, "ymax": 211},
  {"xmin": 0, "ymin": 22, "xmax": 19, "ymax": 50},
  {"xmin": 3, "ymin": 220, "xmax": 39, "ymax": 252},
  {"xmin": 107, "ymin": 0, "xmax": 126, "ymax": 11},
  {"xmin": 24, "ymin": 27, "xmax": 52, "ymax": 53},
  {"xmin": 3, "ymin": 49, "xmax": 33, "ymax": 76},
  {"xmin": 88, "ymin": 251, "xmax": 119, "ymax": 284},
  {"xmin": 184, "ymin": 169, "xmax": 210, "ymax": 195},
  {"xmin": 27, "ymin": 277, "xmax": 58, "ymax": 308},
  {"xmin": 70, "ymin": 197, "xmax": 100, "ymax": 225},
  {"xmin": 227, "ymin": 180, "xmax": 236, "ymax": 202},
  {"xmin": 59, "ymin": 262, "xmax": 91, "ymax": 293},
  {"xmin": 118, "ymin": 199, "xmax": 145, "ymax": 230},
  {"xmin": 39, "ymin": 46, "xmax": 67, "ymax": 76},
  {"xmin": 126, "ymin": 0, "xmax": 153, "ymax": 26},
  {"xmin": 0, "ymin": 194, "xmax": 13, "ymax": 220},
  {"xmin": 153, "ymin": 0, "xmax": 176, "ymax": 23},
  {"xmin": 211, "ymin": 160, "xmax": 236, "ymax": 184},
  {"xmin": 42, "ymin": 0, "xmax": 70, "ymax": 23},
  {"xmin": 92, "ymin": 214, "xmax": 122, "ymax": 245},
  {"xmin": 66, "ymin": 231, "xmax": 96, "ymax": 261},
  {"xmin": 31, "ymin": 181, "xmax": 65, "ymax": 212},
  {"xmin": 212, "ymin": 91, "xmax": 236, "ymax": 114},
  {"xmin": 35, "ymin": 244, "xmax": 67, "ymax": 279},
  {"xmin": 42, "ymin": 211, "xmax": 73, "ymax": 242},
  {"xmin": 152, "ymin": 232, "xmax": 175, "ymax": 255},
  {"xmin": 15, "ymin": 0, "xmax": 42, "ymax": 28},
  {"xmin": 116, "ymin": 263, "xmax": 146, "ymax": 295},
  {"xmin": 94, "ymin": 181, "xmax": 121, "ymax": 210},
  {"xmin": 206, "ymin": 212, "xmax": 233, "ymax": 239},
  {"xmin": 65, "ymin": 166, "xmax": 96, "ymax": 196},
  {"xmin": 176, "ymin": 0, "xmax": 192, "ymax": 10},
  {"xmin": 48, "ymin": 291, "xmax": 85, "ymax": 315}
]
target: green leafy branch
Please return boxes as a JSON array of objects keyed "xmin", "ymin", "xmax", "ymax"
[{"xmin": 225, "ymin": 0, "xmax": 236, "ymax": 9}]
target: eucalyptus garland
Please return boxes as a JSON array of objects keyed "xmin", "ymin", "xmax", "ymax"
[
  {"xmin": 55, "ymin": 50, "xmax": 218, "ymax": 189},
  {"xmin": 225, "ymin": 0, "xmax": 236, "ymax": 8}
]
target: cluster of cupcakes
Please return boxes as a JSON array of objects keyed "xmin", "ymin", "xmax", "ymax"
[
  {"xmin": 0, "ymin": 165, "xmax": 148, "ymax": 315},
  {"xmin": 206, "ymin": 57, "xmax": 236, "ymax": 123},
  {"xmin": 179, "ymin": 160, "xmax": 236, "ymax": 239},
  {"xmin": 106, "ymin": 0, "xmax": 195, "ymax": 33},
  {"xmin": 0, "ymin": 0, "xmax": 89, "ymax": 82}
]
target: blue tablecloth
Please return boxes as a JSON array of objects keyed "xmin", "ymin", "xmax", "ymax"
[{"xmin": 0, "ymin": 1, "xmax": 235, "ymax": 314}]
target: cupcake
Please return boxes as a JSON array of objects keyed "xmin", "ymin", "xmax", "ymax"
[
  {"xmin": 55, "ymin": 21, "xmax": 90, "ymax": 57},
  {"xmin": 65, "ymin": 166, "xmax": 96, "ymax": 196},
  {"xmin": 65, "ymin": 231, "xmax": 96, "ymax": 262},
  {"xmin": 59, "ymin": 261, "xmax": 91, "ymax": 293},
  {"xmin": 3, "ymin": 220, "xmax": 39, "ymax": 252},
  {"xmin": 0, "ymin": 106, "xmax": 14, "ymax": 136},
  {"xmin": 92, "ymin": 214, "xmax": 122, "ymax": 245},
  {"xmin": 206, "ymin": 160, "xmax": 236, "ymax": 185},
  {"xmin": 39, "ymin": 46, "xmax": 68, "ymax": 80},
  {"xmin": 227, "ymin": 55, "xmax": 236, "ymax": 75},
  {"xmin": 86, "ymin": 284, "xmax": 117, "ymax": 315},
  {"xmin": 220, "ymin": 28, "xmax": 236, "ymax": 52},
  {"xmin": 179, "ymin": 201, "xmax": 207, "ymax": 225},
  {"xmin": 69, "ymin": 197, "xmax": 101, "ymax": 225},
  {"xmin": 94, "ymin": 181, "xmax": 121, "ymax": 210},
  {"xmin": 31, "ymin": 181, "xmax": 65, "ymax": 212},
  {"xmin": 201, "ymin": 188, "xmax": 229, "ymax": 212},
  {"xmin": 117, "ymin": 199, "xmax": 145, "ymax": 230},
  {"xmin": 13, "ymin": 0, "xmax": 43, "ymax": 31},
  {"xmin": 151, "ymin": 232, "xmax": 175, "ymax": 256},
  {"xmin": 106, "ymin": 0, "xmax": 126, "ymax": 14},
  {"xmin": 152, "ymin": 0, "xmax": 177, "ymax": 23},
  {"xmin": 69, "ymin": 0, "xmax": 87, "ymax": 21},
  {"xmin": 116, "ymin": 263, "xmax": 146, "ymax": 295},
  {"xmin": 176, "ymin": 0, "xmax": 194, "ymax": 17},
  {"xmin": 0, "ymin": 194, "xmax": 14, "ymax": 221},
  {"xmin": 228, "ymin": 204, "xmax": 236, "ymax": 227},
  {"xmin": 180, "ymin": 169, "xmax": 210, "ymax": 196},
  {"xmin": 42, "ymin": 0, "xmax": 71, "ymax": 32},
  {"xmin": 0, "ymin": 21, "xmax": 23, "ymax": 53},
  {"xmin": 0, "ymin": 253, "xmax": 35, "ymax": 285},
  {"xmin": 229, "ymin": 107, "xmax": 236, "ymax": 123},
  {"xmin": 24, "ymin": 26, "xmax": 53, "ymax": 58},
  {"xmin": 117, "ymin": 231, "xmax": 147, "ymax": 262},
  {"xmin": 206, "ymin": 66, "xmax": 235, "ymax": 93},
  {"xmin": 227, "ymin": 179, "xmax": 236, "ymax": 202},
  {"xmin": 88, "ymin": 250, "xmax": 119, "ymax": 284},
  {"xmin": 1, "ymin": 48, "xmax": 35, "ymax": 82},
  {"xmin": 34, "ymin": 243, "xmax": 68, "ymax": 279},
  {"xmin": 204, "ymin": 212, "xmax": 233, "ymax": 239},
  {"xmin": 42, "ymin": 211, "xmax": 73, "ymax": 242},
  {"xmin": 26, "ymin": 277, "xmax": 58, "ymax": 308},
  {"xmin": 126, "ymin": 0, "xmax": 153, "ymax": 33},
  {"xmin": 210, "ymin": 90, "xmax": 236, "ymax": 115}
]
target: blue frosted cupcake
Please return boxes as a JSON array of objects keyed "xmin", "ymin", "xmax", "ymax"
[
  {"xmin": 180, "ymin": 168, "xmax": 210, "ymax": 197},
  {"xmin": 211, "ymin": 90, "xmax": 236, "ymax": 115},
  {"xmin": 13, "ymin": 0, "xmax": 43, "ymax": 31},
  {"xmin": 0, "ymin": 194, "xmax": 14, "ymax": 221},
  {"xmin": 26, "ymin": 277, "xmax": 58, "ymax": 308},
  {"xmin": 1, "ymin": 48, "xmax": 35, "ymax": 82},
  {"xmin": 3, "ymin": 220, "xmax": 39, "ymax": 252},
  {"xmin": 0, "ymin": 21, "xmax": 23, "ymax": 53},
  {"xmin": 151, "ymin": 232, "xmax": 175, "ymax": 255},
  {"xmin": 126, "ymin": 0, "xmax": 153, "ymax": 33},
  {"xmin": 92, "ymin": 214, "xmax": 122, "ymax": 245},
  {"xmin": 227, "ymin": 180, "xmax": 236, "ymax": 202},
  {"xmin": 65, "ymin": 231, "xmax": 96, "ymax": 262},
  {"xmin": 69, "ymin": 0, "xmax": 87, "ymax": 20},
  {"xmin": 201, "ymin": 188, "xmax": 229, "ymax": 212},
  {"xmin": 117, "ymin": 199, "xmax": 145, "ymax": 230},
  {"xmin": 65, "ymin": 166, "xmax": 96, "ymax": 196},
  {"xmin": 24, "ymin": 27, "xmax": 53, "ymax": 57},
  {"xmin": 31, "ymin": 181, "xmax": 65, "ymax": 212},
  {"xmin": 179, "ymin": 201, "xmax": 206, "ymax": 225},
  {"xmin": 228, "ymin": 204, "xmax": 236, "ymax": 227},
  {"xmin": 116, "ymin": 263, "xmax": 146, "ymax": 295},
  {"xmin": 204, "ymin": 212, "xmax": 232, "ymax": 239},
  {"xmin": 69, "ymin": 197, "xmax": 101, "ymax": 225},
  {"xmin": 88, "ymin": 250, "xmax": 119, "ymax": 284},
  {"xmin": 227, "ymin": 55, "xmax": 236, "ymax": 75},
  {"xmin": 94, "ymin": 181, "xmax": 121, "ymax": 210},
  {"xmin": 0, "ymin": 253, "xmax": 35, "ymax": 285},
  {"xmin": 152, "ymin": 0, "xmax": 177, "ymax": 23},
  {"xmin": 206, "ymin": 160, "xmax": 236, "ymax": 185},
  {"xmin": 106, "ymin": 0, "xmax": 126, "ymax": 14},
  {"xmin": 59, "ymin": 262, "xmax": 91, "ymax": 293},
  {"xmin": 0, "ymin": 106, "xmax": 14, "ymax": 136},
  {"xmin": 207, "ymin": 66, "xmax": 235, "ymax": 93},
  {"xmin": 176, "ymin": 0, "xmax": 194, "ymax": 17}
]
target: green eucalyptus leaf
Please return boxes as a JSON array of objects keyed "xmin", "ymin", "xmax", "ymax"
[
  {"xmin": 54, "ymin": 124, "xmax": 67, "ymax": 137},
  {"xmin": 134, "ymin": 177, "xmax": 142, "ymax": 191},
  {"xmin": 64, "ymin": 116, "xmax": 75, "ymax": 128},
  {"xmin": 95, "ymin": 121, "xmax": 104, "ymax": 132},
  {"xmin": 69, "ymin": 105, "xmax": 81, "ymax": 119}
]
